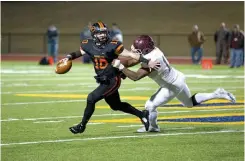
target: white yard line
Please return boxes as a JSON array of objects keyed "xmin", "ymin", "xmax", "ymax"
[
  {"xmin": 1, "ymin": 74, "xmax": 244, "ymax": 82},
  {"xmin": 117, "ymin": 125, "xmax": 143, "ymax": 127},
  {"xmin": 1, "ymin": 130, "xmax": 243, "ymax": 146},
  {"xmin": 1, "ymin": 108, "xmax": 243, "ymax": 122},
  {"xmin": 2, "ymin": 80, "xmax": 243, "ymax": 88},
  {"xmin": 2, "ymin": 99, "xmax": 86, "ymax": 106},
  {"xmin": 33, "ymin": 120, "xmax": 64, "ymax": 124},
  {"xmin": 117, "ymin": 125, "xmax": 195, "ymax": 131},
  {"xmin": 1, "ymin": 86, "xmax": 244, "ymax": 95}
]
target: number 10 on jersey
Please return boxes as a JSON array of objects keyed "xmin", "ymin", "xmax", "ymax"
[{"xmin": 94, "ymin": 57, "xmax": 108, "ymax": 69}]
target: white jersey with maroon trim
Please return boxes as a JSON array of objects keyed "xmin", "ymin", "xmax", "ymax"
[{"xmin": 142, "ymin": 47, "xmax": 182, "ymax": 87}]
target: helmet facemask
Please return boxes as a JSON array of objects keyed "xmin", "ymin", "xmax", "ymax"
[
  {"xmin": 94, "ymin": 31, "xmax": 108, "ymax": 43},
  {"xmin": 91, "ymin": 25, "xmax": 109, "ymax": 47}
]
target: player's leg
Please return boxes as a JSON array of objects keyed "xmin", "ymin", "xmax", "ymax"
[
  {"xmin": 69, "ymin": 84, "xmax": 108, "ymax": 134},
  {"xmin": 104, "ymin": 90, "xmax": 150, "ymax": 131},
  {"xmin": 177, "ymin": 83, "xmax": 236, "ymax": 108},
  {"xmin": 138, "ymin": 87, "xmax": 177, "ymax": 133}
]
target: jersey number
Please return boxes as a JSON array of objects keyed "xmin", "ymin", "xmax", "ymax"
[{"xmin": 94, "ymin": 58, "xmax": 108, "ymax": 69}]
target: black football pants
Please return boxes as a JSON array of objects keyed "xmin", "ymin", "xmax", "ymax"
[{"xmin": 81, "ymin": 76, "xmax": 143, "ymax": 126}]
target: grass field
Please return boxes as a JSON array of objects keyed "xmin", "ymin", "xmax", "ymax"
[{"xmin": 1, "ymin": 62, "xmax": 244, "ymax": 161}]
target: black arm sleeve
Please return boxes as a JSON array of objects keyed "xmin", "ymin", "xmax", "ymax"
[{"xmin": 66, "ymin": 51, "xmax": 82, "ymax": 60}]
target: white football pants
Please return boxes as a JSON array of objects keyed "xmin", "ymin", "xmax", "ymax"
[{"xmin": 145, "ymin": 72, "xmax": 193, "ymax": 128}]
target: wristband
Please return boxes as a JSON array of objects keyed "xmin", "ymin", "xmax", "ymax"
[{"xmin": 118, "ymin": 64, "xmax": 125, "ymax": 71}]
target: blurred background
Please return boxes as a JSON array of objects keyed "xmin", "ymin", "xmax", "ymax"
[{"xmin": 1, "ymin": 1, "xmax": 244, "ymax": 64}]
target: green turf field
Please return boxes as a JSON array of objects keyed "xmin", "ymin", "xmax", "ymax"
[{"xmin": 1, "ymin": 62, "xmax": 244, "ymax": 161}]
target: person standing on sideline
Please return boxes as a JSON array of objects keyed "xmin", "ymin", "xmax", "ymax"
[
  {"xmin": 47, "ymin": 25, "xmax": 59, "ymax": 63},
  {"xmin": 188, "ymin": 25, "xmax": 206, "ymax": 64},
  {"xmin": 239, "ymin": 29, "xmax": 244, "ymax": 66},
  {"xmin": 214, "ymin": 22, "xmax": 230, "ymax": 64},
  {"xmin": 110, "ymin": 23, "xmax": 123, "ymax": 43},
  {"xmin": 229, "ymin": 24, "xmax": 244, "ymax": 68},
  {"xmin": 80, "ymin": 22, "xmax": 92, "ymax": 40}
]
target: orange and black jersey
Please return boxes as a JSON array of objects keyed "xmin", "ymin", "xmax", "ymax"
[{"xmin": 80, "ymin": 39, "xmax": 124, "ymax": 77}]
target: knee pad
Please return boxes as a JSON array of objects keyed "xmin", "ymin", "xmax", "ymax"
[{"xmin": 145, "ymin": 100, "xmax": 157, "ymax": 112}]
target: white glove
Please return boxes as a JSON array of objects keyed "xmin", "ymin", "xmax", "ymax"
[{"xmin": 112, "ymin": 59, "xmax": 125, "ymax": 71}]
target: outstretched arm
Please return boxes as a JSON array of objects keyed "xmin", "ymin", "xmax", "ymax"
[
  {"xmin": 112, "ymin": 59, "xmax": 150, "ymax": 81},
  {"xmin": 118, "ymin": 56, "xmax": 140, "ymax": 67},
  {"xmin": 122, "ymin": 67, "xmax": 150, "ymax": 81},
  {"xmin": 119, "ymin": 48, "xmax": 151, "ymax": 65},
  {"xmin": 58, "ymin": 47, "xmax": 86, "ymax": 64},
  {"xmin": 66, "ymin": 47, "xmax": 86, "ymax": 60}
]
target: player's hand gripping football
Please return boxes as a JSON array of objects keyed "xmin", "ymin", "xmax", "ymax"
[
  {"xmin": 112, "ymin": 59, "xmax": 125, "ymax": 71},
  {"xmin": 55, "ymin": 57, "xmax": 72, "ymax": 74}
]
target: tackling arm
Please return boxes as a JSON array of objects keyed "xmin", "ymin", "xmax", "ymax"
[
  {"xmin": 118, "ymin": 56, "xmax": 140, "ymax": 67},
  {"xmin": 122, "ymin": 67, "xmax": 150, "ymax": 81},
  {"xmin": 119, "ymin": 48, "xmax": 150, "ymax": 65}
]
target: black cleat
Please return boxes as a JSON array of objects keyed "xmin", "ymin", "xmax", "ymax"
[
  {"xmin": 69, "ymin": 123, "xmax": 86, "ymax": 134},
  {"xmin": 140, "ymin": 110, "xmax": 150, "ymax": 131}
]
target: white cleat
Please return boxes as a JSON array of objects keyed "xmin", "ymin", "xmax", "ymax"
[
  {"xmin": 137, "ymin": 126, "xmax": 147, "ymax": 133},
  {"xmin": 214, "ymin": 88, "xmax": 236, "ymax": 103},
  {"xmin": 136, "ymin": 126, "xmax": 160, "ymax": 133},
  {"xmin": 149, "ymin": 126, "xmax": 161, "ymax": 132}
]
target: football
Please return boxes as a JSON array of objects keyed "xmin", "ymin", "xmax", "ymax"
[{"xmin": 55, "ymin": 60, "xmax": 72, "ymax": 74}]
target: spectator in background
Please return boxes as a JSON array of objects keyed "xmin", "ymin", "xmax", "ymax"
[
  {"xmin": 188, "ymin": 25, "xmax": 206, "ymax": 64},
  {"xmin": 229, "ymin": 24, "xmax": 244, "ymax": 68},
  {"xmin": 214, "ymin": 22, "xmax": 230, "ymax": 64},
  {"xmin": 80, "ymin": 22, "xmax": 92, "ymax": 64},
  {"xmin": 80, "ymin": 22, "xmax": 92, "ymax": 40},
  {"xmin": 47, "ymin": 25, "xmax": 59, "ymax": 63},
  {"xmin": 110, "ymin": 23, "xmax": 123, "ymax": 42},
  {"xmin": 239, "ymin": 30, "xmax": 244, "ymax": 66}
]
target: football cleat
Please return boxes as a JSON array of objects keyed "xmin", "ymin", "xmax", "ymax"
[
  {"xmin": 140, "ymin": 110, "xmax": 150, "ymax": 131},
  {"xmin": 69, "ymin": 123, "xmax": 86, "ymax": 134},
  {"xmin": 149, "ymin": 126, "xmax": 161, "ymax": 132},
  {"xmin": 137, "ymin": 125, "xmax": 160, "ymax": 133},
  {"xmin": 214, "ymin": 88, "xmax": 236, "ymax": 103},
  {"xmin": 137, "ymin": 126, "xmax": 147, "ymax": 133}
]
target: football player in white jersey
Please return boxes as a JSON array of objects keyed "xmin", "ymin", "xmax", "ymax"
[{"xmin": 113, "ymin": 35, "xmax": 236, "ymax": 133}]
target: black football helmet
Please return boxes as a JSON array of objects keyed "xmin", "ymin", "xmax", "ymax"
[
  {"xmin": 90, "ymin": 21, "xmax": 109, "ymax": 47},
  {"xmin": 131, "ymin": 35, "xmax": 155, "ymax": 55}
]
